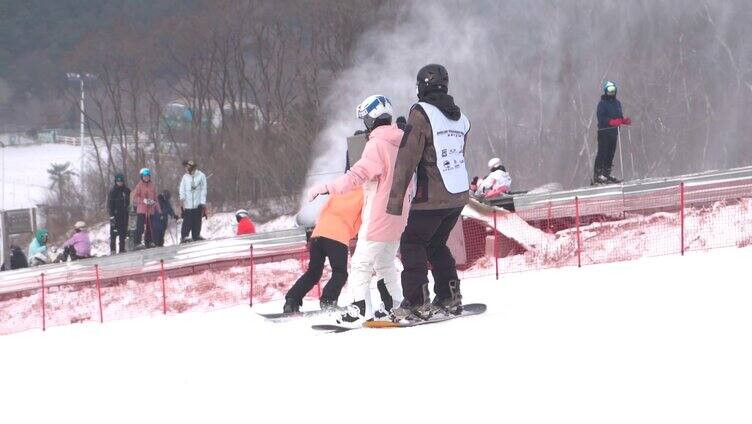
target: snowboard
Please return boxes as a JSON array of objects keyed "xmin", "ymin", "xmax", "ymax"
[
  {"xmin": 311, "ymin": 303, "xmax": 487, "ymax": 333},
  {"xmin": 256, "ymin": 307, "xmax": 346, "ymax": 323}
]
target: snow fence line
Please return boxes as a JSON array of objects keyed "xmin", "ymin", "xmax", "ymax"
[{"xmin": 1, "ymin": 178, "xmax": 751, "ymax": 334}]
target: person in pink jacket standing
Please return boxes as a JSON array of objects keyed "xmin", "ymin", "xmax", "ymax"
[
  {"xmin": 307, "ymin": 95, "xmax": 413, "ymax": 327},
  {"xmin": 132, "ymin": 168, "xmax": 162, "ymax": 248}
]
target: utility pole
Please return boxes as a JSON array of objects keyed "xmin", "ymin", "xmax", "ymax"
[{"xmin": 66, "ymin": 73, "xmax": 97, "ymax": 188}]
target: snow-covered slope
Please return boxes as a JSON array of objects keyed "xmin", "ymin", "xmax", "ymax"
[
  {"xmin": 1, "ymin": 246, "xmax": 750, "ymax": 424},
  {"xmin": 87, "ymin": 212, "xmax": 297, "ymax": 256},
  {"xmin": 0, "ymin": 143, "xmax": 88, "ymax": 210}
]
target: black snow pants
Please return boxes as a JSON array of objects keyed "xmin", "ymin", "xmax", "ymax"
[
  {"xmin": 181, "ymin": 206, "xmax": 204, "ymax": 241},
  {"xmin": 594, "ymin": 130, "xmax": 618, "ymax": 175},
  {"xmin": 110, "ymin": 215, "xmax": 128, "ymax": 253},
  {"xmin": 134, "ymin": 213, "xmax": 156, "ymax": 247},
  {"xmin": 399, "ymin": 207, "xmax": 464, "ymax": 305},
  {"xmin": 285, "ymin": 237, "xmax": 349, "ymax": 306}
]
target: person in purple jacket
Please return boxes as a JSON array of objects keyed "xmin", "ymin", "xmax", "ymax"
[{"xmin": 59, "ymin": 221, "xmax": 92, "ymax": 261}]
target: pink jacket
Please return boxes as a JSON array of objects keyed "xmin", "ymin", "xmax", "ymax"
[
  {"xmin": 132, "ymin": 180, "xmax": 162, "ymax": 215},
  {"xmin": 326, "ymin": 124, "xmax": 413, "ymax": 242},
  {"xmin": 63, "ymin": 231, "xmax": 91, "ymax": 257}
]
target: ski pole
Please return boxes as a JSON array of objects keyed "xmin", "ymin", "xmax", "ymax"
[{"xmin": 618, "ymin": 128, "xmax": 625, "ymax": 183}]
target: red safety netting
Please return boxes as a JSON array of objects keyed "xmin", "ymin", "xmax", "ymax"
[{"xmin": 2, "ymin": 177, "xmax": 752, "ymax": 335}]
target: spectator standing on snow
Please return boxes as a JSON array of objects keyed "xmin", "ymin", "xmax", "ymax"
[
  {"xmin": 156, "ymin": 190, "xmax": 180, "ymax": 246},
  {"xmin": 179, "ymin": 160, "xmax": 207, "ymax": 243},
  {"xmin": 132, "ymin": 168, "xmax": 161, "ymax": 248},
  {"xmin": 107, "ymin": 173, "xmax": 131, "ymax": 254},
  {"xmin": 594, "ymin": 80, "xmax": 632, "ymax": 185}
]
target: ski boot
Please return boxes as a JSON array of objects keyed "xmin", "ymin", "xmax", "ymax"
[
  {"xmin": 282, "ymin": 298, "xmax": 300, "ymax": 314},
  {"xmin": 373, "ymin": 302, "xmax": 392, "ymax": 321},
  {"xmin": 604, "ymin": 168, "xmax": 622, "ymax": 184},
  {"xmin": 336, "ymin": 300, "xmax": 366, "ymax": 328},
  {"xmin": 390, "ymin": 299, "xmax": 437, "ymax": 323},
  {"xmin": 319, "ymin": 297, "xmax": 338, "ymax": 311},
  {"xmin": 432, "ymin": 279, "xmax": 463, "ymax": 316}
]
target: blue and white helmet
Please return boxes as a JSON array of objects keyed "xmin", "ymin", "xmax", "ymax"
[
  {"xmin": 356, "ymin": 95, "xmax": 394, "ymax": 130},
  {"xmin": 140, "ymin": 167, "xmax": 151, "ymax": 177},
  {"xmin": 603, "ymin": 80, "xmax": 617, "ymax": 95}
]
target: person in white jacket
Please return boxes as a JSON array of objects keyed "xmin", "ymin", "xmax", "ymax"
[
  {"xmin": 179, "ymin": 160, "xmax": 208, "ymax": 242},
  {"xmin": 475, "ymin": 157, "xmax": 512, "ymax": 199}
]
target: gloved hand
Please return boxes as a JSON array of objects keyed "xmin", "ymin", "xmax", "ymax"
[
  {"xmin": 622, "ymin": 117, "xmax": 632, "ymax": 125},
  {"xmin": 200, "ymin": 204, "xmax": 208, "ymax": 219},
  {"xmin": 307, "ymin": 183, "xmax": 329, "ymax": 202},
  {"xmin": 470, "ymin": 176, "xmax": 479, "ymax": 192},
  {"xmin": 608, "ymin": 118, "xmax": 623, "ymax": 127}
]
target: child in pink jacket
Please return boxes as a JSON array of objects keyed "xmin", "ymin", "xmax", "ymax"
[{"xmin": 308, "ymin": 95, "xmax": 413, "ymax": 327}]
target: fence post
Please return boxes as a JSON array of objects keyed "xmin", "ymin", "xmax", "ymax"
[
  {"xmin": 493, "ymin": 210, "xmax": 499, "ymax": 280},
  {"xmin": 680, "ymin": 182, "xmax": 685, "ymax": 256},
  {"xmin": 248, "ymin": 245, "xmax": 254, "ymax": 306},
  {"xmin": 40, "ymin": 272, "xmax": 46, "ymax": 331},
  {"xmin": 95, "ymin": 265, "xmax": 104, "ymax": 323},
  {"xmin": 160, "ymin": 259, "xmax": 167, "ymax": 315},
  {"xmin": 575, "ymin": 197, "xmax": 582, "ymax": 268}
]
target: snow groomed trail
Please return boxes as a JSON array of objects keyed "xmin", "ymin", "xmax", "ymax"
[{"xmin": 1, "ymin": 246, "xmax": 750, "ymax": 423}]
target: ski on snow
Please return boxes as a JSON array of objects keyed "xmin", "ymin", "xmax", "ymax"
[{"xmin": 311, "ymin": 303, "xmax": 487, "ymax": 333}]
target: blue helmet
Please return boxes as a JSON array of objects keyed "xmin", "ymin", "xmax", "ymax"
[
  {"xmin": 140, "ymin": 168, "xmax": 151, "ymax": 177},
  {"xmin": 603, "ymin": 80, "xmax": 617, "ymax": 95}
]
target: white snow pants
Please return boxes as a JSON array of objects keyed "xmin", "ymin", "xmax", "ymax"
[{"xmin": 348, "ymin": 239, "xmax": 403, "ymax": 318}]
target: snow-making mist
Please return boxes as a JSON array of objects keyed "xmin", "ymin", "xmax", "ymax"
[{"xmin": 298, "ymin": 0, "xmax": 752, "ymax": 225}]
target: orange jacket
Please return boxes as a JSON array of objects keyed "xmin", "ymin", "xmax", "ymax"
[{"xmin": 311, "ymin": 188, "xmax": 363, "ymax": 245}]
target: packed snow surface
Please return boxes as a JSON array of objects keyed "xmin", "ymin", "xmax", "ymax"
[{"xmin": 1, "ymin": 246, "xmax": 750, "ymax": 423}]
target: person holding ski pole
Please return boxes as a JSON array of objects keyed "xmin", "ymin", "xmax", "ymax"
[
  {"xmin": 132, "ymin": 168, "xmax": 161, "ymax": 248},
  {"xmin": 593, "ymin": 80, "xmax": 632, "ymax": 185},
  {"xmin": 179, "ymin": 160, "xmax": 208, "ymax": 242}
]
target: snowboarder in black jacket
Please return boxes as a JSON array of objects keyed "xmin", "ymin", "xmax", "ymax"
[
  {"xmin": 594, "ymin": 81, "xmax": 632, "ymax": 184},
  {"xmin": 107, "ymin": 173, "xmax": 131, "ymax": 254}
]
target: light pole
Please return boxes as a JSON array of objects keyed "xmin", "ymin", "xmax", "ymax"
[{"xmin": 66, "ymin": 72, "xmax": 96, "ymax": 188}]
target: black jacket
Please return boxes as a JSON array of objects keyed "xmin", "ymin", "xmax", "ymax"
[
  {"xmin": 158, "ymin": 194, "xmax": 176, "ymax": 221},
  {"xmin": 108, "ymin": 185, "xmax": 131, "ymax": 220},
  {"xmin": 597, "ymin": 95, "xmax": 623, "ymax": 138},
  {"xmin": 1, "ymin": 245, "xmax": 28, "ymax": 271}
]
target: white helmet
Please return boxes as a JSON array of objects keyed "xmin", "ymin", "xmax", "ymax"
[
  {"xmin": 235, "ymin": 209, "xmax": 249, "ymax": 222},
  {"xmin": 488, "ymin": 157, "xmax": 502, "ymax": 170},
  {"xmin": 74, "ymin": 221, "xmax": 86, "ymax": 230},
  {"xmin": 356, "ymin": 95, "xmax": 393, "ymax": 130}
]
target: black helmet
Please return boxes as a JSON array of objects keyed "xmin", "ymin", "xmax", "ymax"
[
  {"xmin": 114, "ymin": 173, "xmax": 125, "ymax": 183},
  {"xmin": 417, "ymin": 64, "xmax": 449, "ymax": 97}
]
